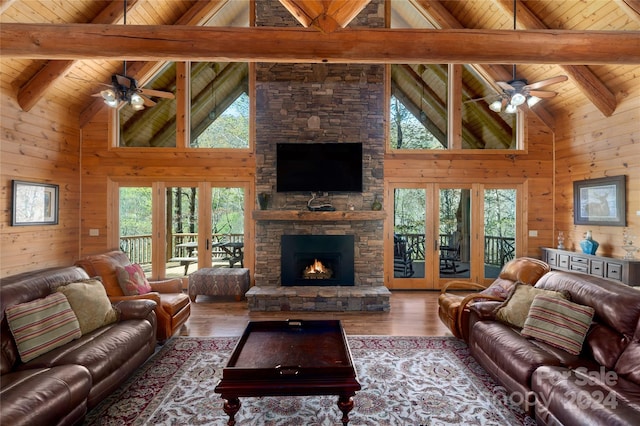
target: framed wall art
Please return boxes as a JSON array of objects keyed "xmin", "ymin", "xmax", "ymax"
[
  {"xmin": 11, "ymin": 180, "xmax": 59, "ymax": 226},
  {"xmin": 573, "ymin": 175, "xmax": 626, "ymax": 226}
]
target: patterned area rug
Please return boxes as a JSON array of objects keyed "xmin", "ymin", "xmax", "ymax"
[{"xmin": 84, "ymin": 336, "xmax": 535, "ymax": 425}]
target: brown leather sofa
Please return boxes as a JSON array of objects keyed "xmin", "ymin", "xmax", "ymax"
[
  {"xmin": 1, "ymin": 266, "xmax": 157, "ymax": 426},
  {"xmin": 75, "ymin": 250, "xmax": 191, "ymax": 341},
  {"xmin": 467, "ymin": 271, "xmax": 640, "ymax": 424},
  {"xmin": 438, "ymin": 257, "xmax": 551, "ymax": 340}
]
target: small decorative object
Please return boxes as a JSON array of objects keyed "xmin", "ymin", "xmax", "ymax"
[
  {"xmin": 622, "ymin": 228, "xmax": 639, "ymax": 260},
  {"xmin": 348, "ymin": 204, "xmax": 355, "ymax": 211},
  {"xmin": 557, "ymin": 231, "xmax": 565, "ymax": 250},
  {"xmin": 257, "ymin": 192, "xmax": 270, "ymax": 210},
  {"xmin": 579, "ymin": 230, "xmax": 599, "ymax": 255},
  {"xmin": 371, "ymin": 195, "xmax": 382, "ymax": 211}
]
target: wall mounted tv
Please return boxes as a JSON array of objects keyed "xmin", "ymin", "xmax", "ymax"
[{"xmin": 276, "ymin": 143, "xmax": 363, "ymax": 193}]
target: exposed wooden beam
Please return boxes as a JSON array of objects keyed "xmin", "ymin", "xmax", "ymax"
[
  {"xmin": 279, "ymin": 0, "xmax": 371, "ymax": 33},
  {"xmin": 78, "ymin": 0, "xmax": 230, "ymax": 127},
  {"xmin": 2, "ymin": 24, "xmax": 639, "ymax": 65},
  {"xmin": 617, "ymin": 0, "xmax": 640, "ymax": 22},
  {"xmin": 495, "ymin": 0, "xmax": 617, "ymax": 117},
  {"xmin": 17, "ymin": 0, "xmax": 140, "ymax": 112}
]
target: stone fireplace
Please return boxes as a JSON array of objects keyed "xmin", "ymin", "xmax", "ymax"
[
  {"xmin": 245, "ymin": 0, "xmax": 390, "ymax": 311},
  {"xmin": 281, "ymin": 235, "xmax": 355, "ymax": 287}
]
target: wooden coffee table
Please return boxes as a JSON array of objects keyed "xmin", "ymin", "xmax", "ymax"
[{"xmin": 214, "ymin": 319, "xmax": 361, "ymax": 425}]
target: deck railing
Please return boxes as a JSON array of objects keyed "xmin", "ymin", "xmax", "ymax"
[
  {"xmin": 120, "ymin": 233, "xmax": 244, "ymax": 265},
  {"xmin": 398, "ymin": 233, "xmax": 515, "ymax": 267}
]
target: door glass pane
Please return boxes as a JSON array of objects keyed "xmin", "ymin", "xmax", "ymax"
[
  {"xmin": 393, "ymin": 188, "xmax": 425, "ymax": 279},
  {"xmin": 484, "ymin": 189, "xmax": 516, "ymax": 278},
  {"xmin": 211, "ymin": 187, "xmax": 245, "ymax": 268},
  {"xmin": 119, "ymin": 187, "xmax": 152, "ymax": 277},
  {"xmin": 439, "ymin": 189, "xmax": 471, "ymax": 279},
  {"xmin": 166, "ymin": 186, "xmax": 199, "ymax": 278}
]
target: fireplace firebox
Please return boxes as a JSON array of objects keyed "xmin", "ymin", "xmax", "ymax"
[{"xmin": 281, "ymin": 235, "xmax": 355, "ymax": 286}]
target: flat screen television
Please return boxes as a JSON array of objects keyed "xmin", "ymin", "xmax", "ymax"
[{"xmin": 276, "ymin": 143, "xmax": 363, "ymax": 193}]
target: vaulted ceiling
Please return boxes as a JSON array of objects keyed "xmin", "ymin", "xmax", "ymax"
[{"xmin": 1, "ymin": 0, "xmax": 639, "ymax": 130}]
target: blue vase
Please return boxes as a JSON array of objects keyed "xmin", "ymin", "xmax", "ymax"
[{"xmin": 580, "ymin": 231, "xmax": 599, "ymax": 255}]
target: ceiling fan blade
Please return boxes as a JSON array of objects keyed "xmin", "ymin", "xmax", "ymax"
[
  {"xmin": 525, "ymin": 75, "xmax": 568, "ymax": 90},
  {"xmin": 496, "ymin": 81, "xmax": 515, "ymax": 91},
  {"xmin": 140, "ymin": 94, "xmax": 156, "ymax": 107},
  {"xmin": 529, "ymin": 90, "xmax": 557, "ymax": 98},
  {"xmin": 139, "ymin": 88, "xmax": 175, "ymax": 99},
  {"xmin": 114, "ymin": 74, "xmax": 134, "ymax": 88},
  {"xmin": 463, "ymin": 95, "xmax": 493, "ymax": 104}
]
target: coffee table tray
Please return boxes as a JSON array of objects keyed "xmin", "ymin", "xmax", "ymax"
[{"xmin": 221, "ymin": 319, "xmax": 356, "ymax": 381}]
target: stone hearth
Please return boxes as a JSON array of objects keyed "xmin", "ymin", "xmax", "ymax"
[{"xmin": 246, "ymin": 286, "xmax": 390, "ymax": 312}]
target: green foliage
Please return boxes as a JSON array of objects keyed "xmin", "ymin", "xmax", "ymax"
[
  {"xmin": 119, "ymin": 187, "xmax": 152, "ymax": 236},
  {"xmin": 389, "ymin": 95, "xmax": 444, "ymax": 150},
  {"xmin": 192, "ymin": 93, "xmax": 249, "ymax": 148}
]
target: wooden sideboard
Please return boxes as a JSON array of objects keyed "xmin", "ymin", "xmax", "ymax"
[{"xmin": 541, "ymin": 248, "xmax": 639, "ymax": 286}]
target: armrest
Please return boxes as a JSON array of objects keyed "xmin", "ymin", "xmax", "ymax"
[
  {"xmin": 150, "ymin": 278, "xmax": 183, "ymax": 293},
  {"xmin": 441, "ymin": 280, "xmax": 488, "ymax": 294},
  {"xmin": 456, "ymin": 294, "xmax": 504, "ymax": 337},
  {"xmin": 114, "ymin": 299, "xmax": 157, "ymax": 321},
  {"xmin": 108, "ymin": 292, "xmax": 162, "ymax": 306}
]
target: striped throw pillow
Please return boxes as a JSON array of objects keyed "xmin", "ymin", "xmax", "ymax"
[
  {"xmin": 522, "ymin": 295, "xmax": 595, "ymax": 355},
  {"xmin": 6, "ymin": 293, "xmax": 81, "ymax": 363}
]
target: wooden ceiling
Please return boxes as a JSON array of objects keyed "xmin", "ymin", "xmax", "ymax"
[{"xmin": 1, "ymin": 0, "xmax": 639, "ymax": 129}]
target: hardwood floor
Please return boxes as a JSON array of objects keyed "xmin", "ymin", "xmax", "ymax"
[{"xmin": 179, "ymin": 290, "xmax": 452, "ymax": 337}]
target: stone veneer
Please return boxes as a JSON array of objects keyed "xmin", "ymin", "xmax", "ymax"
[{"xmin": 247, "ymin": 0, "xmax": 390, "ymax": 311}]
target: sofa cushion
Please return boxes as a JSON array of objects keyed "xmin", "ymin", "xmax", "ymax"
[
  {"xmin": 115, "ymin": 263, "xmax": 152, "ymax": 296},
  {"xmin": 495, "ymin": 283, "xmax": 569, "ymax": 328},
  {"xmin": 522, "ymin": 295, "xmax": 595, "ymax": 355},
  {"xmin": 56, "ymin": 279, "xmax": 118, "ymax": 335},
  {"xmin": 5, "ymin": 293, "xmax": 81, "ymax": 363}
]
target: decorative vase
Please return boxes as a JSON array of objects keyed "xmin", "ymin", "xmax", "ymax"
[
  {"xmin": 579, "ymin": 230, "xmax": 599, "ymax": 255},
  {"xmin": 257, "ymin": 192, "xmax": 270, "ymax": 210},
  {"xmin": 371, "ymin": 195, "xmax": 382, "ymax": 211}
]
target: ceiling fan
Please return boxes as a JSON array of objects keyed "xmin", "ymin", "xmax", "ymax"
[
  {"xmin": 93, "ymin": 72, "xmax": 175, "ymax": 111},
  {"xmin": 483, "ymin": 0, "xmax": 568, "ymax": 114},
  {"xmin": 91, "ymin": 0, "xmax": 174, "ymax": 111},
  {"xmin": 488, "ymin": 70, "xmax": 568, "ymax": 114}
]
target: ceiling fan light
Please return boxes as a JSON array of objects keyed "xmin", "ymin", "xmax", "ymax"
[
  {"xmin": 489, "ymin": 99, "xmax": 503, "ymax": 113},
  {"xmin": 510, "ymin": 92, "xmax": 527, "ymax": 106},
  {"xmin": 527, "ymin": 96, "xmax": 541, "ymax": 107},
  {"xmin": 505, "ymin": 104, "xmax": 518, "ymax": 114},
  {"xmin": 130, "ymin": 93, "xmax": 145, "ymax": 109},
  {"xmin": 100, "ymin": 89, "xmax": 118, "ymax": 107}
]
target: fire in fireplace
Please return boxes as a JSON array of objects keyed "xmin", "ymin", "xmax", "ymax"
[{"xmin": 281, "ymin": 235, "xmax": 355, "ymax": 286}]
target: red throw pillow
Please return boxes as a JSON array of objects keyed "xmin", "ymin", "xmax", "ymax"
[{"xmin": 116, "ymin": 263, "xmax": 152, "ymax": 295}]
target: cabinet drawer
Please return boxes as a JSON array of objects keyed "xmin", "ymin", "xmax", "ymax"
[
  {"xmin": 546, "ymin": 253, "xmax": 557, "ymax": 266},
  {"xmin": 571, "ymin": 255, "xmax": 589, "ymax": 265},
  {"xmin": 590, "ymin": 260, "xmax": 605, "ymax": 277},
  {"xmin": 606, "ymin": 263, "xmax": 623, "ymax": 281},
  {"xmin": 558, "ymin": 254, "xmax": 570, "ymax": 269},
  {"xmin": 571, "ymin": 263, "xmax": 588, "ymax": 273}
]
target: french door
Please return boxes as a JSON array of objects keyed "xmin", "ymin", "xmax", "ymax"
[
  {"xmin": 386, "ymin": 181, "xmax": 522, "ymax": 289},
  {"xmin": 114, "ymin": 180, "xmax": 251, "ymax": 280}
]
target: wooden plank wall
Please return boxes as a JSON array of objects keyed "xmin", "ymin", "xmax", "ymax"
[
  {"xmin": 554, "ymin": 75, "xmax": 640, "ymax": 258},
  {"xmin": 0, "ymin": 79, "xmax": 81, "ymax": 277},
  {"xmin": 384, "ymin": 114, "xmax": 555, "ymax": 260},
  {"xmin": 79, "ymin": 109, "xmax": 256, "ymax": 260}
]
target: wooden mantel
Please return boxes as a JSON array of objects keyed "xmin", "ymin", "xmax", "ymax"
[{"xmin": 253, "ymin": 210, "xmax": 386, "ymax": 221}]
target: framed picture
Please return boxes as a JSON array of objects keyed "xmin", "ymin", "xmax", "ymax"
[
  {"xmin": 11, "ymin": 180, "xmax": 59, "ymax": 226},
  {"xmin": 573, "ymin": 175, "xmax": 626, "ymax": 226}
]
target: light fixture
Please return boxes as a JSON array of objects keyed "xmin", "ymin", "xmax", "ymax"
[
  {"xmin": 130, "ymin": 93, "xmax": 145, "ymax": 110},
  {"xmin": 100, "ymin": 89, "xmax": 118, "ymax": 108}
]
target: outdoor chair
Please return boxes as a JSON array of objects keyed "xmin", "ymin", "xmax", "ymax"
[{"xmin": 393, "ymin": 234, "xmax": 415, "ymax": 278}]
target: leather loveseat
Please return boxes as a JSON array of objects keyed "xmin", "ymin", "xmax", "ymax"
[
  {"xmin": 75, "ymin": 250, "xmax": 190, "ymax": 342},
  {"xmin": 467, "ymin": 270, "xmax": 640, "ymax": 425},
  {"xmin": 0, "ymin": 266, "xmax": 157, "ymax": 426}
]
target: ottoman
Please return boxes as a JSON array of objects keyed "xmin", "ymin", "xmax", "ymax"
[{"xmin": 189, "ymin": 268, "xmax": 250, "ymax": 302}]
